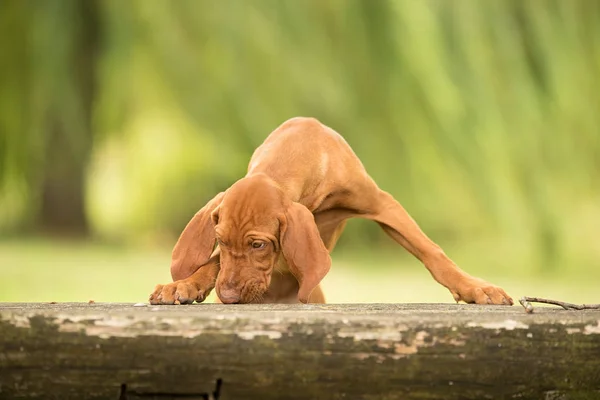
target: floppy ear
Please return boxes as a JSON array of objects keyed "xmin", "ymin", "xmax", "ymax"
[
  {"xmin": 279, "ymin": 202, "xmax": 331, "ymax": 303},
  {"xmin": 170, "ymin": 192, "xmax": 225, "ymax": 281}
]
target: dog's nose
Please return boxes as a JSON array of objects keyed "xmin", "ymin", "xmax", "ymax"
[{"xmin": 219, "ymin": 287, "xmax": 241, "ymax": 304}]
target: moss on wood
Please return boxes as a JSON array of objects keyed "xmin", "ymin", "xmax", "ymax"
[{"xmin": 1, "ymin": 303, "xmax": 599, "ymax": 399}]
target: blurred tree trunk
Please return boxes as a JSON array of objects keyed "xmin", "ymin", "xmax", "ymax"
[
  {"xmin": 37, "ymin": 1, "xmax": 100, "ymax": 235},
  {"xmin": 39, "ymin": 120, "xmax": 91, "ymax": 235}
]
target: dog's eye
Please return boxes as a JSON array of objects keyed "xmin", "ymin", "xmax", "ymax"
[{"xmin": 251, "ymin": 241, "xmax": 266, "ymax": 249}]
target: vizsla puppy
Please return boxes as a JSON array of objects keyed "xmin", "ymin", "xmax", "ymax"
[{"xmin": 150, "ymin": 117, "xmax": 512, "ymax": 305}]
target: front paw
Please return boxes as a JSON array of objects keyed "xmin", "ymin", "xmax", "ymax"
[
  {"xmin": 450, "ymin": 278, "xmax": 513, "ymax": 305},
  {"xmin": 149, "ymin": 280, "xmax": 211, "ymax": 305}
]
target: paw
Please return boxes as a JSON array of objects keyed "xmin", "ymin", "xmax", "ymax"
[
  {"xmin": 149, "ymin": 280, "xmax": 210, "ymax": 305},
  {"xmin": 450, "ymin": 278, "xmax": 513, "ymax": 305}
]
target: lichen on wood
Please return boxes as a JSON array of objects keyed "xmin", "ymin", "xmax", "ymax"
[{"xmin": 1, "ymin": 303, "xmax": 599, "ymax": 400}]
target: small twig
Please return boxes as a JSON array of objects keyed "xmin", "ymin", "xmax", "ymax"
[
  {"xmin": 519, "ymin": 298, "xmax": 535, "ymax": 313},
  {"xmin": 519, "ymin": 296, "xmax": 600, "ymax": 313}
]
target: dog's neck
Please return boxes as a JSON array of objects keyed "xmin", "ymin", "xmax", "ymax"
[
  {"xmin": 261, "ymin": 257, "xmax": 325, "ymax": 304},
  {"xmin": 262, "ymin": 271, "xmax": 300, "ymax": 304}
]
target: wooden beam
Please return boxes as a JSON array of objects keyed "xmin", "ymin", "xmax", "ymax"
[{"xmin": 1, "ymin": 303, "xmax": 599, "ymax": 399}]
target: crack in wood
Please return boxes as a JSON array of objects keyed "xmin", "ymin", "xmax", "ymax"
[{"xmin": 119, "ymin": 379, "xmax": 222, "ymax": 400}]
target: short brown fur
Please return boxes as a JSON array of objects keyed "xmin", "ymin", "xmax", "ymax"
[{"xmin": 150, "ymin": 117, "xmax": 512, "ymax": 305}]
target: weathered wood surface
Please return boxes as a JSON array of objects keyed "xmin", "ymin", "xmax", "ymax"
[{"xmin": 1, "ymin": 303, "xmax": 600, "ymax": 400}]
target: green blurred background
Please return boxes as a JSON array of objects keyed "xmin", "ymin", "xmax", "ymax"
[{"xmin": 1, "ymin": 0, "xmax": 599, "ymax": 304}]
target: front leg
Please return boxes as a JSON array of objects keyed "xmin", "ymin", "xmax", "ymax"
[
  {"xmin": 149, "ymin": 254, "xmax": 220, "ymax": 305},
  {"xmin": 363, "ymin": 189, "xmax": 513, "ymax": 305}
]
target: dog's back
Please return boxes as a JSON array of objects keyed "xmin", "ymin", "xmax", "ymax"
[{"xmin": 247, "ymin": 117, "xmax": 368, "ymax": 202}]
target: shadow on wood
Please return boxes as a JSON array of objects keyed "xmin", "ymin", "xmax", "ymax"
[{"xmin": 1, "ymin": 303, "xmax": 600, "ymax": 399}]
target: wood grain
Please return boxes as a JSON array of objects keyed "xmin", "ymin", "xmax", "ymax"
[{"xmin": 1, "ymin": 303, "xmax": 599, "ymax": 399}]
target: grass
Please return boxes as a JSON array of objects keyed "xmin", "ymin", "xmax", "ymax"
[{"xmin": 0, "ymin": 238, "xmax": 597, "ymax": 305}]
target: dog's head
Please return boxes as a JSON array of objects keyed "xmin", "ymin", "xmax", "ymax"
[{"xmin": 170, "ymin": 174, "xmax": 331, "ymax": 303}]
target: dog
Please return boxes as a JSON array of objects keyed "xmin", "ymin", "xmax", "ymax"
[{"xmin": 150, "ymin": 117, "xmax": 512, "ymax": 305}]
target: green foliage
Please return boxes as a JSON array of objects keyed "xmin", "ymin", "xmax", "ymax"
[
  {"xmin": 1, "ymin": 1, "xmax": 599, "ymax": 275},
  {"xmin": 1, "ymin": 0, "xmax": 99, "ymax": 232}
]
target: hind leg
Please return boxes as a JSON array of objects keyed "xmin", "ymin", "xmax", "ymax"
[
  {"xmin": 330, "ymin": 176, "xmax": 512, "ymax": 305},
  {"xmin": 366, "ymin": 188, "xmax": 512, "ymax": 305}
]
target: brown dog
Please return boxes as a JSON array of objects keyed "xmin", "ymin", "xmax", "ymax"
[{"xmin": 150, "ymin": 117, "xmax": 512, "ymax": 305}]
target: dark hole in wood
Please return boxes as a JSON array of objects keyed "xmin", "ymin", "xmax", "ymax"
[
  {"xmin": 118, "ymin": 383, "xmax": 127, "ymax": 400},
  {"xmin": 213, "ymin": 378, "xmax": 222, "ymax": 399},
  {"xmin": 118, "ymin": 378, "xmax": 222, "ymax": 399}
]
